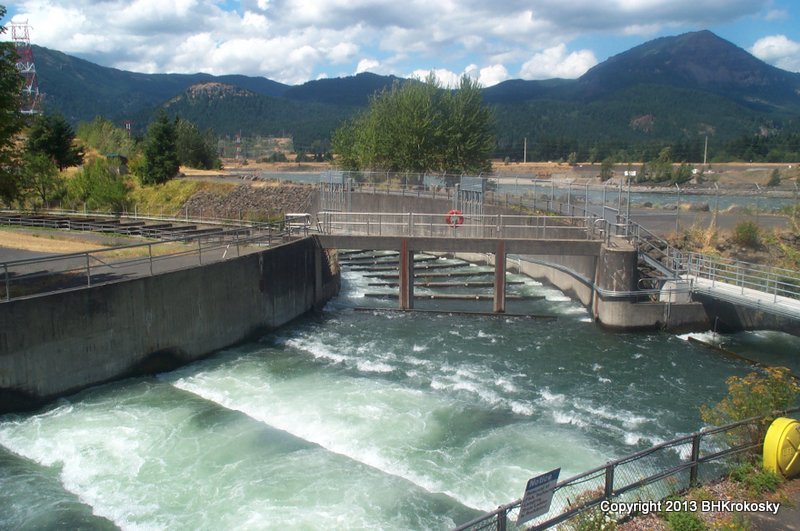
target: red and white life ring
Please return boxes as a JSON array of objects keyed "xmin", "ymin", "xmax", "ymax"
[{"xmin": 445, "ymin": 209, "xmax": 464, "ymax": 226}]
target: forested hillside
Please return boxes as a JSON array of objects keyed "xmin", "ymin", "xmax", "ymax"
[{"xmin": 28, "ymin": 30, "xmax": 800, "ymax": 162}]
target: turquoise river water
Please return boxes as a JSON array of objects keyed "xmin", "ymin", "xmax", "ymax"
[{"xmin": 1, "ymin": 255, "xmax": 799, "ymax": 530}]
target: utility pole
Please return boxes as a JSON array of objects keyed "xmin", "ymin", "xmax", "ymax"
[
  {"xmin": 523, "ymin": 137, "xmax": 527, "ymax": 164},
  {"xmin": 703, "ymin": 136, "xmax": 708, "ymax": 166}
]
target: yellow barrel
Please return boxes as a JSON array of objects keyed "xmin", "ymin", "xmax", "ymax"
[{"xmin": 763, "ymin": 417, "xmax": 800, "ymax": 478}]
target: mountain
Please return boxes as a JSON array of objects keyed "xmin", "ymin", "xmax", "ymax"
[
  {"xmin": 33, "ymin": 45, "xmax": 290, "ymax": 124},
  {"xmin": 284, "ymin": 72, "xmax": 406, "ymax": 106},
  {"xmin": 27, "ymin": 30, "xmax": 800, "ymax": 157},
  {"xmin": 574, "ymin": 30, "xmax": 800, "ymax": 110},
  {"xmin": 160, "ymin": 82, "xmax": 354, "ymax": 148}
]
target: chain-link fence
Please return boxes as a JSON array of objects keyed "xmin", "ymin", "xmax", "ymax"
[{"xmin": 453, "ymin": 408, "xmax": 799, "ymax": 531}]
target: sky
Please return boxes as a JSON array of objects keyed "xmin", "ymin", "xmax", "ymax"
[{"xmin": 2, "ymin": 0, "xmax": 800, "ymax": 88}]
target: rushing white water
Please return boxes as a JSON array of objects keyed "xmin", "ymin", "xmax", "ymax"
[{"xmin": 2, "ymin": 257, "xmax": 799, "ymax": 530}]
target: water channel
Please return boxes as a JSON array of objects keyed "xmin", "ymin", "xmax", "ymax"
[{"xmin": 1, "ymin": 255, "xmax": 799, "ymax": 529}]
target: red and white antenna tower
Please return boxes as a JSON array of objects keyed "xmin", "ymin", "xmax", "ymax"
[{"xmin": 10, "ymin": 20, "xmax": 41, "ymax": 115}]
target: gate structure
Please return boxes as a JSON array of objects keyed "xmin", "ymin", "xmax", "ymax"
[
  {"xmin": 454, "ymin": 176, "xmax": 485, "ymax": 237},
  {"xmin": 319, "ymin": 171, "xmax": 351, "ymax": 212}
]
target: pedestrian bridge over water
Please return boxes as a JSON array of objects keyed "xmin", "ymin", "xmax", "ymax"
[{"xmin": 315, "ymin": 210, "xmax": 800, "ymax": 333}]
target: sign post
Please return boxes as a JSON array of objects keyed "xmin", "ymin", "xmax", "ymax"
[{"xmin": 517, "ymin": 468, "xmax": 561, "ymax": 526}]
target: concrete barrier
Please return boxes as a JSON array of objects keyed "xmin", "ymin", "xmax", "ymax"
[{"xmin": 0, "ymin": 237, "xmax": 339, "ymax": 413}]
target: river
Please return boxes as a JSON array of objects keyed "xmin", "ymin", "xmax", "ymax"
[{"xmin": 1, "ymin": 255, "xmax": 798, "ymax": 530}]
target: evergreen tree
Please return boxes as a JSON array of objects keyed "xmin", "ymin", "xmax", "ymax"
[
  {"xmin": 0, "ymin": 5, "xmax": 25, "ymax": 203},
  {"xmin": 175, "ymin": 118, "xmax": 219, "ymax": 170},
  {"xmin": 139, "ymin": 111, "xmax": 179, "ymax": 185},
  {"xmin": 26, "ymin": 113, "xmax": 84, "ymax": 170}
]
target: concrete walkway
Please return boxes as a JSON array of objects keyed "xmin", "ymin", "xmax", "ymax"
[{"xmin": 686, "ymin": 275, "xmax": 800, "ymax": 320}]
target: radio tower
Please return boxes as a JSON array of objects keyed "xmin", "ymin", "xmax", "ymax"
[{"xmin": 10, "ymin": 20, "xmax": 41, "ymax": 115}]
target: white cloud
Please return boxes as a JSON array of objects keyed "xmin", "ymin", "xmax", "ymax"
[
  {"xmin": 1, "ymin": 0, "xmax": 780, "ymax": 85},
  {"xmin": 520, "ymin": 44, "xmax": 598, "ymax": 79},
  {"xmin": 408, "ymin": 64, "xmax": 509, "ymax": 87},
  {"xmin": 328, "ymin": 42, "xmax": 359, "ymax": 63},
  {"xmin": 356, "ymin": 58, "xmax": 381, "ymax": 74},
  {"xmin": 750, "ymin": 35, "xmax": 800, "ymax": 72},
  {"xmin": 477, "ymin": 64, "xmax": 510, "ymax": 86}
]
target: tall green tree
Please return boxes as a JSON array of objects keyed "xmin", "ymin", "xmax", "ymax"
[
  {"xmin": 19, "ymin": 151, "xmax": 62, "ymax": 207},
  {"xmin": 0, "ymin": 5, "xmax": 25, "ymax": 203},
  {"xmin": 175, "ymin": 118, "xmax": 219, "ymax": 170},
  {"xmin": 138, "ymin": 111, "xmax": 179, "ymax": 185},
  {"xmin": 332, "ymin": 74, "xmax": 495, "ymax": 175},
  {"xmin": 439, "ymin": 75, "xmax": 495, "ymax": 175},
  {"xmin": 26, "ymin": 113, "xmax": 84, "ymax": 170}
]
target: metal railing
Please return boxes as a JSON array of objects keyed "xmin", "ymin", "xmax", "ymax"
[
  {"xmin": 453, "ymin": 408, "xmax": 799, "ymax": 531},
  {"xmin": 678, "ymin": 253, "xmax": 800, "ymax": 303},
  {"xmin": 318, "ymin": 212, "xmax": 598, "ymax": 240},
  {"xmin": 1, "ymin": 224, "xmax": 290, "ymax": 302},
  {"xmin": 1, "ymin": 207, "xmax": 279, "ymax": 233}
]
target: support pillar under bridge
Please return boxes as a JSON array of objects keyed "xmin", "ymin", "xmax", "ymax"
[{"xmin": 397, "ymin": 238, "xmax": 506, "ymax": 313}]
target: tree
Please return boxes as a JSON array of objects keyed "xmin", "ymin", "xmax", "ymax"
[
  {"xmin": 648, "ymin": 147, "xmax": 674, "ymax": 183},
  {"xmin": 66, "ymin": 157, "xmax": 129, "ymax": 212},
  {"xmin": 175, "ymin": 118, "xmax": 219, "ymax": 170},
  {"xmin": 26, "ymin": 113, "xmax": 84, "ymax": 170},
  {"xmin": 767, "ymin": 168, "xmax": 781, "ymax": 187},
  {"xmin": 599, "ymin": 157, "xmax": 614, "ymax": 181},
  {"xmin": 332, "ymin": 73, "xmax": 495, "ymax": 175},
  {"xmin": 19, "ymin": 151, "xmax": 62, "ymax": 207},
  {"xmin": 138, "ymin": 111, "xmax": 179, "ymax": 185},
  {"xmin": 436, "ymin": 75, "xmax": 495, "ymax": 175},
  {"xmin": 76, "ymin": 116, "xmax": 136, "ymax": 157},
  {"xmin": 0, "ymin": 5, "xmax": 25, "ymax": 203}
]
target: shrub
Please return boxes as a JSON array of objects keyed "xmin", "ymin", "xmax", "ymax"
[
  {"xmin": 665, "ymin": 510, "xmax": 706, "ymax": 531},
  {"xmin": 728, "ymin": 461, "xmax": 783, "ymax": 496},
  {"xmin": 767, "ymin": 169, "xmax": 781, "ymax": 187},
  {"xmin": 732, "ymin": 220, "xmax": 760, "ymax": 248},
  {"xmin": 700, "ymin": 367, "xmax": 800, "ymax": 449}
]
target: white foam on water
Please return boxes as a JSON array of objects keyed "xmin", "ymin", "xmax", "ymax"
[
  {"xmin": 164, "ymin": 350, "xmax": 610, "ymax": 513},
  {"xmin": 624, "ymin": 432, "xmax": 643, "ymax": 446},
  {"xmin": 573, "ymin": 400, "xmax": 648, "ymax": 428},
  {"xmin": 552, "ymin": 411, "xmax": 589, "ymax": 428},
  {"xmin": 539, "ymin": 388, "xmax": 566, "ymax": 404},
  {"xmin": 356, "ymin": 360, "xmax": 395, "ymax": 373}
]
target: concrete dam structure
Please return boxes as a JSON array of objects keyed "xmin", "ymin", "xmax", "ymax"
[{"xmin": 0, "ymin": 237, "xmax": 339, "ymax": 413}]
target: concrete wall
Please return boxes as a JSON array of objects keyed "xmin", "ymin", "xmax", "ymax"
[
  {"xmin": 449, "ymin": 245, "xmax": 710, "ymax": 332},
  {"xmin": 692, "ymin": 293, "xmax": 797, "ymax": 335},
  {"xmin": 0, "ymin": 237, "xmax": 339, "ymax": 413}
]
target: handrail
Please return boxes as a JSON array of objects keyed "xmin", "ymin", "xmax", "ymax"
[{"xmin": 1, "ymin": 224, "xmax": 290, "ymax": 302}]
